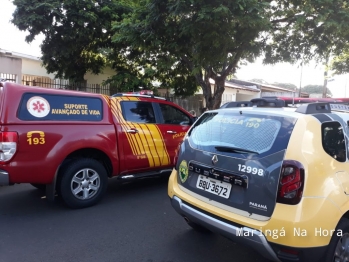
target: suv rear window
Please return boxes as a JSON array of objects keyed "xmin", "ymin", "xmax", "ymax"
[{"xmin": 188, "ymin": 111, "xmax": 296, "ymax": 157}]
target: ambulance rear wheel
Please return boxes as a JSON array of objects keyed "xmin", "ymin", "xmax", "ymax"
[{"xmin": 58, "ymin": 158, "xmax": 108, "ymax": 209}]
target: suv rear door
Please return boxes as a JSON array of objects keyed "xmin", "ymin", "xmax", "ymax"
[{"xmin": 177, "ymin": 110, "xmax": 297, "ymax": 220}]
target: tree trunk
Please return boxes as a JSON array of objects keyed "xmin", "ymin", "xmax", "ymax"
[
  {"xmin": 192, "ymin": 62, "xmax": 237, "ymax": 111},
  {"xmin": 195, "ymin": 77, "xmax": 226, "ymax": 110},
  {"xmin": 322, "ymin": 54, "xmax": 330, "ymax": 98},
  {"xmin": 210, "ymin": 76, "xmax": 225, "ymax": 109},
  {"xmin": 323, "ymin": 71, "xmax": 328, "ymax": 98}
]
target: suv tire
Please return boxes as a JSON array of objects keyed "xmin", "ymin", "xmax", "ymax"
[
  {"xmin": 323, "ymin": 217, "xmax": 349, "ymax": 262},
  {"xmin": 58, "ymin": 158, "xmax": 108, "ymax": 209}
]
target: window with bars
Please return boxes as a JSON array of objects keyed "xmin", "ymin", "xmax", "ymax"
[{"xmin": 0, "ymin": 73, "xmax": 17, "ymax": 82}]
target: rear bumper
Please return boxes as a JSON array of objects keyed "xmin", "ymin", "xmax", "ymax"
[
  {"xmin": 0, "ymin": 169, "xmax": 9, "ymax": 185},
  {"xmin": 171, "ymin": 195, "xmax": 281, "ymax": 262},
  {"xmin": 171, "ymin": 195, "xmax": 328, "ymax": 262}
]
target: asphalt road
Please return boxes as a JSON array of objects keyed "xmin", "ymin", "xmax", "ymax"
[{"xmin": 0, "ymin": 177, "xmax": 270, "ymax": 262}]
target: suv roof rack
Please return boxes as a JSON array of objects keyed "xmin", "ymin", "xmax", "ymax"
[
  {"xmin": 250, "ymin": 98, "xmax": 285, "ymax": 107},
  {"xmin": 295, "ymin": 102, "xmax": 349, "ymax": 114},
  {"xmin": 295, "ymin": 102, "xmax": 332, "ymax": 114},
  {"xmin": 220, "ymin": 101, "xmax": 253, "ymax": 108},
  {"xmin": 111, "ymin": 93, "xmax": 167, "ymax": 100},
  {"xmin": 220, "ymin": 98, "xmax": 285, "ymax": 108},
  {"xmin": 220, "ymin": 96, "xmax": 349, "ymax": 115}
]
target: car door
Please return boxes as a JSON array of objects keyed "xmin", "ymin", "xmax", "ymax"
[
  {"xmin": 155, "ymin": 102, "xmax": 192, "ymax": 166},
  {"xmin": 118, "ymin": 99, "xmax": 171, "ymax": 172}
]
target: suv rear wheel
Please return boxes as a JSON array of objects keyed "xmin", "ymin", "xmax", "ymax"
[
  {"xmin": 58, "ymin": 158, "xmax": 108, "ymax": 209},
  {"xmin": 324, "ymin": 217, "xmax": 349, "ymax": 262}
]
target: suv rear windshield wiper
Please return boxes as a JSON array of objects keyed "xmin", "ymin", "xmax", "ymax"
[{"xmin": 214, "ymin": 146, "xmax": 259, "ymax": 155}]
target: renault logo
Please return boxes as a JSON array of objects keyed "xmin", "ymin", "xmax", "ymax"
[{"xmin": 212, "ymin": 155, "xmax": 218, "ymax": 165}]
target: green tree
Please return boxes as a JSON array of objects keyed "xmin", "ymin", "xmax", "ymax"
[
  {"xmin": 113, "ymin": 0, "xmax": 349, "ymax": 108},
  {"xmin": 12, "ymin": 0, "xmax": 349, "ymax": 106},
  {"xmin": 11, "ymin": 0, "xmax": 198, "ymax": 94},
  {"xmin": 11, "ymin": 0, "xmax": 133, "ymax": 83},
  {"xmin": 113, "ymin": 0, "xmax": 268, "ymax": 108},
  {"xmin": 272, "ymin": 83, "xmax": 297, "ymax": 91},
  {"xmin": 302, "ymin": 85, "xmax": 332, "ymax": 96},
  {"xmin": 331, "ymin": 50, "xmax": 349, "ymax": 75}
]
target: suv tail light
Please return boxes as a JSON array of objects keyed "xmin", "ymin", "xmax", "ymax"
[
  {"xmin": 277, "ymin": 160, "xmax": 304, "ymax": 205},
  {"xmin": 0, "ymin": 132, "xmax": 18, "ymax": 163}
]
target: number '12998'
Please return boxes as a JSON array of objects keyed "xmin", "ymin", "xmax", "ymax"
[{"xmin": 238, "ymin": 164, "xmax": 264, "ymax": 176}]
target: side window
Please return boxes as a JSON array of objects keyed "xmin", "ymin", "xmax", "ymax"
[
  {"xmin": 160, "ymin": 104, "xmax": 190, "ymax": 125},
  {"xmin": 122, "ymin": 101, "xmax": 156, "ymax": 123},
  {"xmin": 322, "ymin": 122, "xmax": 346, "ymax": 162}
]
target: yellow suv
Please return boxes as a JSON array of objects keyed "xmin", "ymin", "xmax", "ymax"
[{"xmin": 168, "ymin": 99, "xmax": 349, "ymax": 262}]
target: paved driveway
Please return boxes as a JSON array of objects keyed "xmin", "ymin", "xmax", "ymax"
[{"xmin": 0, "ymin": 177, "xmax": 269, "ymax": 262}]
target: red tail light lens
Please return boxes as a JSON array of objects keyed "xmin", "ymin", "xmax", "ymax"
[
  {"xmin": 277, "ymin": 160, "xmax": 304, "ymax": 205},
  {"xmin": 0, "ymin": 132, "xmax": 18, "ymax": 142},
  {"xmin": 0, "ymin": 131, "xmax": 18, "ymax": 163}
]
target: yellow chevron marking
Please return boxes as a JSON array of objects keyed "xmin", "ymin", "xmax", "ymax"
[
  {"xmin": 147, "ymin": 124, "xmax": 170, "ymax": 166},
  {"xmin": 110, "ymin": 97, "xmax": 138, "ymax": 155},
  {"xmin": 108, "ymin": 95, "xmax": 170, "ymax": 168},
  {"xmin": 154, "ymin": 124, "xmax": 170, "ymax": 165}
]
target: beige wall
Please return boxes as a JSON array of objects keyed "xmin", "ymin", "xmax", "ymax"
[
  {"xmin": 22, "ymin": 58, "xmax": 56, "ymax": 79},
  {"xmin": 236, "ymin": 92, "xmax": 260, "ymax": 101},
  {"xmin": 213, "ymin": 85, "xmax": 260, "ymax": 105},
  {"xmin": 0, "ymin": 55, "xmax": 22, "ymax": 83},
  {"xmin": 221, "ymin": 87, "xmax": 237, "ymax": 104},
  {"xmin": 261, "ymin": 91, "xmax": 295, "ymax": 97},
  {"xmin": 22, "ymin": 57, "xmax": 115, "ymax": 84}
]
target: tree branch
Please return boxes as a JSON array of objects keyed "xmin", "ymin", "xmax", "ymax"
[
  {"xmin": 270, "ymin": 15, "xmax": 298, "ymax": 24},
  {"xmin": 181, "ymin": 55, "xmax": 194, "ymax": 71}
]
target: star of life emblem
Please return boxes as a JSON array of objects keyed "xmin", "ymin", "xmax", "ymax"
[{"xmin": 27, "ymin": 96, "xmax": 50, "ymax": 118}]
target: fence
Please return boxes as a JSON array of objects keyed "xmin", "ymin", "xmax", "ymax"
[
  {"xmin": 18, "ymin": 75, "xmax": 205, "ymax": 113},
  {"xmin": 165, "ymin": 94, "xmax": 204, "ymax": 115},
  {"xmin": 21, "ymin": 75, "xmax": 116, "ymax": 95}
]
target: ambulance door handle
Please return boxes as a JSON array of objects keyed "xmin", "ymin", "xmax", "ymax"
[
  {"xmin": 126, "ymin": 128, "xmax": 138, "ymax": 134},
  {"xmin": 167, "ymin": 130, "xmax": 177, "ymax": 134}
]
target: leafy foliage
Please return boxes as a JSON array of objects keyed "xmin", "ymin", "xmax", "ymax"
[
  {"xmin": 302, "ymin": 85, "xmax": 332, "ymax": 96},
  {"xmin": 113, "ymin": 0, "xmax": 349, "ymax": 108},
  {"xmin": 11, "ymin": 0, "xmax": 349, "ymax": 106},
  {"xmin": 331, "ymin": 50, "xmax": 349, "ymax": 75},
  {"xmin": 272, "ymin": 83, "xmax": 297, "ymax": 90},
  {"xmin": 12, "ymin": 0, "xmax": 198, "ymax": 93},
  {"xmin": 265, "ymin": 0, "xmax": 349, "ymax": 65},
  {"xmin": 12, "ymin": 0, "xmax": 130, "ymax": 82},
  {"xmin": 113, "ymin": 0, "xmax": 269, "ymax": 108}
]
